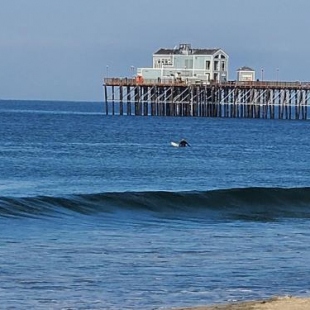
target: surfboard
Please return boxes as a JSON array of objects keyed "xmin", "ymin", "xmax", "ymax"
[{"xmin": 170, "ymin": 141, "xmax": 179, "ymax": 147}]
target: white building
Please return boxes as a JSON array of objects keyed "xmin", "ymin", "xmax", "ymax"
[
  {"xmin": 137, "ymin": 43, "xmax": 229, "ymax": 84},
  {"xmin": 237, "ymin": 66, "xmax": 256, "ymax": 81}
]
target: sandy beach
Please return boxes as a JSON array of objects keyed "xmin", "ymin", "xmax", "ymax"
[{"xmin": 175, "ymin": 296, "xmax": 310, "ymax": 310}]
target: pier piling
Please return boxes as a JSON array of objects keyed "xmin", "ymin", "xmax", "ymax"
[{"xmin": 103, "ymin": 79, "xmax": 310, "ymax": 120}]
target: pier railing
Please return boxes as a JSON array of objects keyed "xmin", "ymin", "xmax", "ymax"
[{"xmin": 104, "ymin": 78, "xmax": 310, "ymax": 89}]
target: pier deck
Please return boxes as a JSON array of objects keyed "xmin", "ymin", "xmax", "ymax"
[{"xmin": 103, "ymin": 78, "xmax": 310, "ymax": 120}]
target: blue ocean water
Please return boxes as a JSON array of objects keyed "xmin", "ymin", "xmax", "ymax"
[{"xmin": 1, "ymin": 99, "xmax": 310, "ymax": 309}]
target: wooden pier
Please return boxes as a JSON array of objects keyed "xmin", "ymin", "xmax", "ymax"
[{"xmin": 103, "ymin": 78, "xmax": 310, "ymax": 120}]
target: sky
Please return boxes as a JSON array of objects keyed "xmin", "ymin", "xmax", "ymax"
[{"xmin": 1, "ymin": 0, "xmax": 310, "ymax": 101}]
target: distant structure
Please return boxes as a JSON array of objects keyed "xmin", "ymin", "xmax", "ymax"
[
  {"xmin": 137, "ymin": 43, "xmax": 229, "ymax": 84},
  {"xmin": 237, "ymin": 66, "xmax": 256, "ymax": 81},
  {"xmin": 103, "ymin": 43, "xmax": 310, "ymax": 120}
]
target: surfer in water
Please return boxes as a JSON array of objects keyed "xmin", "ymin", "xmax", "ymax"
[{"xmin": 179, "ymin": 139, "xmax": 190, "ymax": 147}]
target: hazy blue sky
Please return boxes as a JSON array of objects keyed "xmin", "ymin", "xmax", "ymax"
[{"xmin": 1, "ymin": 0, "xmax": 309, "ymax": 101}]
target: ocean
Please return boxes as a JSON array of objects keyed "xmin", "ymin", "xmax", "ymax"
[{"xmin": 1, "ymin": 99, "xmax": 310, "ymax": 309}]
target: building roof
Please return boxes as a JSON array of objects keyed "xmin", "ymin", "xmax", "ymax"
[
  {"xmin": 154, "ymin": 48, "xmax": 221, "ymax": 55},
  {"xmin": 237, "ymin": 66, "xmax": 255, "ymax": 72}
]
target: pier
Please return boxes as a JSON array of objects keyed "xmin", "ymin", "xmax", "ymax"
[{"xmin": 103, "ymin": 78, "xmax": 310, "ymax": 120}]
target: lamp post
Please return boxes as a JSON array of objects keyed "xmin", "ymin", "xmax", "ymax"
[
  {"xmin": 106, "ymin": 65, "xmax": 109, "ymax": 78},
  {"xmin": 276, "ymin": 68, "xmax": 279, "ymax": 82},
  {"xmin": 261, "ymin": 68, "xmax": 264, "ymax": 81}
]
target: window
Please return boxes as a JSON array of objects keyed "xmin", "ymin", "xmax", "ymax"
[
  {"xmin": 185, "ymin": 59, "xmax": 193, "ymax": 69},
  {"xmin": 214, "ymin": 61, "xmax": 219, "ymax": 71},
  {"xmin": 206, "ymin": 61, "xmax": 210, "ymax": 70}
]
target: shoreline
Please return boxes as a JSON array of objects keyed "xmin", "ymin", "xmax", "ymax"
[{"xmin": 173, "ymin": 296, "xmax": 310, "ymax": 310}]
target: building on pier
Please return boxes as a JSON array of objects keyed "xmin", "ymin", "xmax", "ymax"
[
  {"xmin": 137, "ymin": 43, "xmax": 229, "ymax": 84},
  {"xmin": 237, "ymin": 66, "xmax": 256, "ymax": 82}
]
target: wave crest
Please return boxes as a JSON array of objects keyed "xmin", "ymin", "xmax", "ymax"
[{"xmin": 1, "ymin": 187, "xmax": 310, "ymax": 220}]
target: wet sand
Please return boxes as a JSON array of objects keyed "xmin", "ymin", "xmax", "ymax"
[{"xmin": 174, "ymin": 296, "xmax": 310, "ymax": 310}]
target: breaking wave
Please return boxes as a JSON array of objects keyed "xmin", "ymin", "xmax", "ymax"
[{"xmin": 1, "ymin": 187, "xmax": 310, "ymax": 221}]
